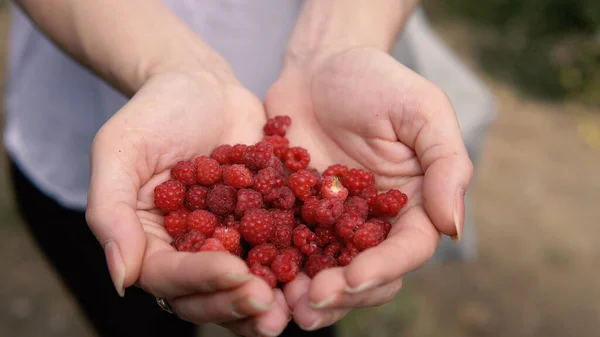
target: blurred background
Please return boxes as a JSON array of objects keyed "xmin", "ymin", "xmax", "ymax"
[{"xmin": 1, "ymin": 1, "xmax": 599, "ymax": 336}]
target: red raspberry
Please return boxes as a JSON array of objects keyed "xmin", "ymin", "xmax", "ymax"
[
  {"xmin": 206, "ymin": 185, "xmax": 237, "ymax": 216},
  {"xmin": 250, "ymin": 264, "xmax": 277, "ymax": 288},
  {"xmin": 263, "ymin": 115, "xmax": 292, "ymax": 137},
  {"xmin": 283, "ymin": 147, "xmax": 310, "ymax": 171},
  {"xmin": 324, "ymin": 242, "xmax": 343, "ymax": 258},
  {"xmin": 164, "ymin": 210, "xmax": 189, "ymax": 238},
  {"xmin": 359, "ymin": 186, "xmax": 378, "ymax": 205},
  {"xmin": 240, "ymin": 209, "xmax": 274, "ymax": 245},
  {"xmin": 280, "ymin": 247, "xmax": 303, "ymax": 267},
  {"xmin": 263, "ymin": 135, "xmax": 289, "ymax": 159},
  {"xmin": 187, "ymin": 210, "xmax": 218, "ymax": 237},
  {"xmin": 223, "ymin": 164, "xmax": 254, "ymax": 188},
  {"xmin": 235, "ymin": 188, "xmax": 264, "ymax": 217},
  {"xmin": 185, "ymin": 185, "xmax": 209, "ymax": 210},
  {"xmin": 300, "ymin": 196, "xmax": 320, "ymax": 225},
  {"xmin": 342, "ymin": 168, "xmax": 375, "ymax": 196},
  {"xmin": 212, "ymin": 226, "xmax": 241, "ymax": 253},
  {"xmin": 306, "ymin": 168, "xmax": 324, "ymax": 196},
  {"xmin": 246, "ymin": 243, "xmax": 278, "ymax": 266},
  {"xmin": 293, "ymin": 224, "xmax": 318, "ymax": 255},
  {"xmin": 315, "ymin": 226, "xmax": 336, "ymax": 247},
  {"xmin": 233, "ymin": 245, "xmax": 244, "ymax": 258},
  {"xmin": 366, "ymin": 218, "xmax": 393, "ymax": 237},
  {"xmin": 374, "ymin": 190, "xmax": 407, "ymax": 217},
  {"xmin": 265, "ymin": 187, "xmax": 296, "ymax": 210},
  {"xmin": 210, "ymin": 144, "xmax": 232, "ymax": 165},
  {"xmin": 229, "ymin": 144, "xmax": 247, "ymax": 164},
  {"xmin": 337, "ymin": 243, "xmax": 359, "ymax": 266},
  {"xmin": 253, "ymin": 167, "xmax": 284, "ymax": 196},
  {"xmin": 289, "ymin": 169, "xmax": 317, "ymax": 201},
  {"xmin": 344, "ymin": 196, "xmax": 369, "ymax": 221},
  {"xmin": 171, "ymin": 160, "xmax": 197, "ymax": 186},
  {"xmin": 269, "ymin": 224, "xmax": 293, "ymax": 249},
  {"xmin": 199, "ymin": 238, "xmax": 228, "ymax": 252},
  {"xmin": 242, "ymin": 141, "xmax": 273, "ymax": 171},
  {"xmin": 353, "ymin": 222, "xmax": 386, "ymax": 251},
  {"xmin": 315, "ymin": 198, "xmax": 344, "ymax": 227},
  {"xmin": 195, "ymin": 156, "xmax": 222, "ymax": 185},
  {"xmin": 154, "ymin": 180, "xmax": 186, "ymax": 212},
  {"xmin": 267, "ymin": 157, "xmax": 285, "ymax": 175},
  {"xmin": 305, "ymin": 254, "xmax": 338, "ymax": 278},
  {"xmin": 173, "ymin": 229, "xmax": 207, "ymax": 252},
  {"xmin": 320, "ymin": 176, "xmax": 349, "ymax": 200},
  {"xmin": 335, "ymin": 212, "xmax": 364, "ymax": 242},
  {"xmin": 269, "ymin": 209, "xmax": 295, "ymax": 228},
  {"xmin": 323, "ymin": 164, "xmax": 348, "ymax": 179},
  {"xmin": 271, "ymin": 253, "xmax": 299, "ymax": 283}
]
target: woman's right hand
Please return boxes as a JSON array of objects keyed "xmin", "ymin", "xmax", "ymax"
[{"xmin": 85, "ymin": 70, "xmax": 289, "ymax": 337}]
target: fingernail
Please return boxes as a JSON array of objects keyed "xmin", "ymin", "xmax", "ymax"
[
  {"xmin": 344, "ymin": 279, "xmax": 380, "ymax": 294},
  {"xmin": 215, "ymin": 272, "xmax": 253, "ymax": 289},
  {"xmin": 451, "ymin": 189, "xmax": 465, "ymax": 242},
  {"xmin": 233, "ymin": 296, "xmax": 274, "ymax": 317},
  {"xmin": 257, "ymin": 324, "xmax": 286, "ymax": 337},
  {"xmin": 104, "ymin": 241, "xmax": 126, "ymax": 297},
  {"xmin": 298, "ymin": 318, "xmax": 323, "ymax": 331},
  {"xmin": 310, "ymin": 294, "xmax": 338, "ymax": 309}
]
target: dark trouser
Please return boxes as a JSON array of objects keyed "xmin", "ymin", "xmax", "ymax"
[{"xmin": 9, "ymin": 159, "xmax": 335, "ymax": 337}]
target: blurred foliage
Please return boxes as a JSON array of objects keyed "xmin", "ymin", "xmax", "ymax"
[{"xmin": 424, "ymin": 0, "xmax": 600, "ymax": 106}]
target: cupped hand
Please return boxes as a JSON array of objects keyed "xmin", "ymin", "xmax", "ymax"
[
  {"xmin": 264, "ymin": 47, "xmax": 474, "ymax": 330},
  {"xmin": 86, "ymin": 72, "xmax": 289, "ymax": 337}
]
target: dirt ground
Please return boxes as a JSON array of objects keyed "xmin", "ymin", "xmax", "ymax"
[{"xmin": 0, "ymin": 9, "xmax": 599, "ymax": 337}]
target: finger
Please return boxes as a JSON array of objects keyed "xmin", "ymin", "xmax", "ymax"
[
  {"xmin": 291, "ymin": 292, "xmax": 349, "ymax": 332},
  {"xmin": 139, "ymin": 236, "xmax": 253, "ymax": 298},
  {"xmin": 222, "ymin": 289, "xmax": 291, "ymax": 337},
  {"xmin": 282, "ymin": 272, "xmax": 312, "ymax": 309},
  {"xmin": 309, "ymin": 277, "xmax": 403, "ymax": 309}
]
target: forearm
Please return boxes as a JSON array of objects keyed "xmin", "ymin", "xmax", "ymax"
[{"xmin": 15, "ymin": 0, "xmax": 232, "ymax": 96}]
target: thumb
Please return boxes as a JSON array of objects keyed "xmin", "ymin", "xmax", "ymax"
[{"xmin": 85, "ymin": 128, "xmax": 147, "ymax": 296}]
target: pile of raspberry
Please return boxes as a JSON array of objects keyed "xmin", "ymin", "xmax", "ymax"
[{"xmin": 153, "ymin": 115, "xmax": 408, "ymax": 288}]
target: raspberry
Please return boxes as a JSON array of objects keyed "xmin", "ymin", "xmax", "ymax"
[
  {"xmin": 171, "ymin": 160, "xmax": 197, "ymax": 186},
  {"xmin": 206, "ymin": 184, "xmax": 237, "ymax": 216},
  {"xmin": 267, "ymin": 157, "xmax": 285, "ymax": 175},
  {"xmin": 300, "ymin": 196, "xmax": 320, "ymax": 225},
  {"xmin": 199, "ymin": 238, "xmax": 228, "ymax": 252},
  {"xmin": 324, "ymin": 242, "xmax": 343, "ymax": 258},
  {"xmin": 229, "ymin": 144, "xmax": 247, "ymax": 164},
  {"xmin": 353, "ymin": 222, "xmax": 386, "ymax": 251},
  {"xmin": 154, "ymin": 180, "xmax": 186, "ymax": 212},
  {"xmin": 289, "ymin": 169, "xmax": 317, "ymax": 201},
  {"xmin": 374, "ymin": 190, "xmax": 407, "ymax": 217},
  {"xmin": 342, "ymin": 168, "xmax": 375, "ymax": 196},
  {"xmin": 315, "ymin": 226, "xmax": 336, "ymax": 247},
  {"xmin": 366, "ymin": 218, "xmax": 393, "ymax": 237},
  {"xmin": 223, "ymin": 164, "xmax": 254, "ymax": 188},
  {"xmin": 337, "ymin": 243, "xmax": 359, "ymax": 266},
  {"xmin": 173, "ymin": 229, "xmax": 207, "ymax": 252},
  {"xmin": 242, "ymin": 141, "xmax": 273, "ymax": 171},
  {"xmin": 344, "ymin": 196, "xmax": 369, "ymax": 221},
  {"xmin": 280, "ymin": 247, "xmax": 303, "ymax": 267},
  {"xmin": 164, "ymin": 210, "xmax": 189, "ymax": 238},
  {"xmin": 195, "ymin": 156, "xmax": 223, "ymax": 185},
  {"xmin": 187, "ymin": 210, "xmax": 218, "ymax": 237},
  {"xmin": 240, "ymin": 209, "xmax": 274, "ymax": 245},
  {"xmin": 269, "ymin": 224, "xmax": 293, "ymax": 249},
  {"xmin": 320, "ymin": 176, "xmax": 349, "ymax": 200},
  {"xmin": 246, "ymin": 243, "xmax": 278, "ymax": 266},
  {"xmin": 211, "ymin": 144, "xmax": 232, "ymax": 164},
  {"xmin": 265, "ymin": 187, "xmax": 296, "ymax": 210},
  {"xmin": 235, "ymin": 188, "xmax": 264, "ymax": 217},
  {"xmin": 212, "ymin": 226, "xmax": 241, "ymax": 252},
  {"xmin": 271, "ymin": 253, "xmax": 299, "ymax": 283},
  {"xmin": 305, "ymin": 254, "xmax": 338, "ymax": 278},
  {"xmin": 315, "ymin": 198, "xmax": 344, "ymax": 227},
  {"xmin": 323, "ymin": 164, "xmax": 348, "ymax": 179},
  {"xmin": 269, "ymin": 209, "xmax": 295, "ymax": 228},
  {"xmin": 250, "ymin": 264, "xmax": 277, "ymax": 288},
  {"xmin": 263, "ymin": 115, "xmax": 291, "ymax": 137},
  {"xmin": 283, "ymin": 147, "xmax": 310, "ymax": 171},
  {"xmin": 263, "ymin": 135, "xmax": 289, "ymax": 159},
  {"xmin": 359, "ymin": 186, "xmax": 378, "ymax": 205},
  {"xmin": 185, "ymin": 185, "xmax": 209, "ymax": 210},
  {"xmin": 233, "ymin": 245, "xmax": 244, "ymax": 258},
  {"xmin": 307, "ymin": 168, "xmax": 324, "ymax": 196},
  {"xmin": 335, "ymin": 212, "xmax": 364, "ymax": 242},
  {"xmin": 293, "ymin": 224, "xmax": 318, "ymax": 255},
  {"xmin": 253, "ymin": 167, "xmax": 284, "ymax": 196}
]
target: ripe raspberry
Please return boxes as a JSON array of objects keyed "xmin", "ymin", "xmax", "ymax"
[
  {"xmin": 195, "ymin": 156, "xmax": 222, "ymax": 186},
  {"xmin": 342, "ymin": 168, "xmax": 375, "ymax": 196},
  {"xmin": 221, "ymin": 215, "xmax": 241, "ymax": 231},
  {"xmin": 211, "ymin": 144, "xmax": 232, "ymax": 165},
  {"xmin": 306, "ymin": 168, "xmax": 324, "ymax": 196},
  {"xmin": 235, "ymin": 188, "xmax": 264, "ymax": 217},
  {"xmin": 344, "ymin": 196, "xmax": 369, "ymax": 221},
  {"xmin": 335, "ymin": 212, "xmax": 364, "ymax": 242},
  {"xmin": 263, "ymin": 135, "xmax": 289, "ymax": 159},
  {"xmin": 271, "ymin": 253, "xmax": 299, "ymax": 283},
  {"xmin": 233, "ymin": 245, "xmax": 244, "ymax": 258},
  {"xmin": 293, "ymin": 224, "xmax": 318, "ymax": 255},
  {"xmin": 366, "ymin": 218, "xmax": 393, "ymax": 237},
  {"xmin": 353, "ymin": 222, "xmax": 386, "ymax": 251},
  {"xmin": 283, "ymin": 147, "xmax": 310, "ymax": 171},
  {"xmin": 187, "ymin": 210, "xmax": 218, "ymax": 237},
  {"xmin": 253, "ymin": 167, "xmax": 284, "ymax": 196},
  {"xmin": 242, "ymin": 141, "xmax": 273, "ymax": 171},
  {"xmin": 280, "ymin": 247, "xmax": 303, "ymax": 267},
  {"xmin": 269, "ymin": 209, "xmax": 295, "ymax": 228},
  {"xmin": 164, "ymin": 210, "xmax": 189, "ymax": 238},
  {"xmin": 305, "ymin": 254, "xmax": 338, "ymax": 278},
  {"xmin": 173, "ymin": 229, "xmax": 207, "ymax": 252},
  {"xmin": 263, "ymin": 115, "xmax": 292, "ymax": 137},
  {"xmin": 320, "ymin": 176, "xmax": 349, "ymax": 201},
  {"xmin": 315, "ymin": 198, "xmax": 344, "ymax": 227},
  {"xmin": 300, "ymin": 196, "xmax": 320, "ymax": 226},
  {"xmin": 265, "ymin": 187, "xmax": 296, "ymax": 210},
  {"xmin": 240, "ymin": 209, "xmax": 274, "ymax": 246},
  {"xmin": 212, "ymin": 226, "xmax": 241, "ymax": 253},
  {"xmin": 250, "ymin": 264, "xmax": 277, "ymax": 288},
  {"xmin": 374, "ymin": 189, "xmax": 407, "ymax": 217},
  {"xmin": 324, "ymin": 242, "xmax": 343, "ymax": 258},
  {"xmin": 223, "ymin": 164, "xmax": 254, "ymax": 188},
  {"xmin": 359, "ymin": 186, "xmax": 378, "ymax": 206},
  {"xmin": 154, "ymin": 180, "xmax": 186, "ymax": 212},
  {"xmin": 269, "ymin": 224, "xmax": 293, "ymax": 249},
  {"xmin": 185, "ymin": 185, "xmax": 209, "ymax": 210},
  {"xmin": 199, "ymin": 238, "xmax": 228, "ymax": 252},
  {"xmin": 206, "ymin": 185, "xmax": 237, "ymax": 216},
  {"xmin": 337, "ymin": 243, "xmax": 359, "ymax": 266},
  {"xmin": 315, "ymin": 226, "xmax": 336, "ymax": 247},
  {"xmin": 246, "ymin": 243, "xmax": 278, "ymax": 266},
  {"xmin": 171, "ymin": 160, "xmax": 197, "ymax": 186},
  {"xmin": 289, "ymin": 169, "xmax": 318, "ymax": 201},
  {"xmin": 229, "ymin": 144, "xmax": 247, "ymax": 164},
  {"xmin": 267, "ymin": 157, "xmax": 285, "ymax": 175},
  {"xmin": 323, "ymin": 164, "xmax": 348, "ymax": 179}
]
